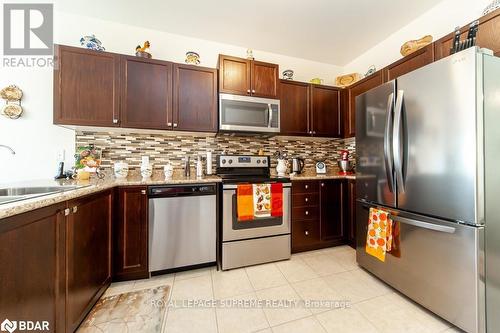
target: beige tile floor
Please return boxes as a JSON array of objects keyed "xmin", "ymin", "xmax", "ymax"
[{"xmin": 102, "ymin": 246, "xmax": 465, "ymax": 333}]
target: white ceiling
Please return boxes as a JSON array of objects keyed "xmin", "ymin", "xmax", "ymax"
[{"xmin": 54, "ymin": 0, "xmax": 443, "ymax": 66}]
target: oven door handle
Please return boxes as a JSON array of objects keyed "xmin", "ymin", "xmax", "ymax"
[{"xmin": 223, "ymin": 183, "xmax": 292, "ymax": 190}]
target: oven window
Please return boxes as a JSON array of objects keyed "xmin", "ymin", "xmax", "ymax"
[{"xmin": 232, "ymin": 194, "xmax": 283, "ymax": 230}]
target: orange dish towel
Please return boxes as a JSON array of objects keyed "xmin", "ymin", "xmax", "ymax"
[
  {"xmin": 237, "ymin": 184, "xmax": 254, "ymax": 221},
  {"xmin": 270, "ymin": 183, "xmax": 283, "ymax": 217},
  {"xmin": 365, "ymin": 208, "xmax": 393, "ymax": 262}
]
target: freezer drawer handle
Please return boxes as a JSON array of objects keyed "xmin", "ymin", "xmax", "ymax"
[{"xmin": 390, "ymin": 215, "xmax": 456, "ymax": 234}]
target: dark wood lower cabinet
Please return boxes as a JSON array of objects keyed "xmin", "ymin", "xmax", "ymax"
[
  {"xmin": 346, "ymin": 180, "xmax": 356, "ymax": 248},
  {"xmin": 292, "ymin": 179, "xmax": 345, "ymax": 252},
  {"xmin": 66, "ymin": 190, "xmax": 113, "ymax": 332},
  {"xmin": 114, "ymin": 186, "xmax": 149, "ymax": 281},
  {"xmin": 320, "ymin": 180, "xmax": 344, "ymax": 241},
  {"xmin": 0, "ymin": 203, "xmax": 66, "ymax": 332}
]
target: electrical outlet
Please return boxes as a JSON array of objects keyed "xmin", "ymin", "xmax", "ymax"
[{"xmin": 56, "ymin": 149, "xmax": 65, "ymax": 162}]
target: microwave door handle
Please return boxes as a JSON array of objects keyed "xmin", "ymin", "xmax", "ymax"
[
  {"xmin": 393, "ymin": 90, "xmax": 405, "ymax": 193},
  {"xmin": 267, "ymin": 104, "xmax": 273, "ymax": 128},
  {"xmin": 384, "ymin": 93, "xmax": 394, "ymax": 193}
]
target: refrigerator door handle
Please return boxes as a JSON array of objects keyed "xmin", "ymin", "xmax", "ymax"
[
  {"xmin": 393, "ymin": 89, "xmax": 405, "ymax": 193},
  {"xmin": 384, "ymin": 93, "xmax": 395, "ymax": 193},
  {"xmin": 389, "ymin": 215, "xmax": 456, "ymax": 233}
]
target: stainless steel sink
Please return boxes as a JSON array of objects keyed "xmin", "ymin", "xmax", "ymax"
[
  {"xmin": 0, "ymin": 186, "xmax": 79, "ymax": 196},
  {"xmin": 0, "ymin": 185, "xmax": 87, "ymax": 205}
]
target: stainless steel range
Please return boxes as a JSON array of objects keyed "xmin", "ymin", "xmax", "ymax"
[{"xmin": 217, "ymin": 154, "xmax": 291, "ymax": 270}]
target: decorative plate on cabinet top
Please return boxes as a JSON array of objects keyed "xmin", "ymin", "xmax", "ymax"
[
  {"xmin": 80, "ymin": 34, "xmax": 105, "ymax": 51},
  {"xmin": 0, "ymin": 85, "xmax": 23, "ymax": 101},
  {"xmin": 335, "ymin": 73, "xmax": 362, "ymax": 87}
]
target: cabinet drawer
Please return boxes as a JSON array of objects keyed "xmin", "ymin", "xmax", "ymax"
[
  {"xmin": 292, "ymin": 193, "xmax": 319, "ymax": 207},
  {"xmin": 292, "ymin": 181, "xmax": 319, "ymax": 194},
  {"xmin": 293, "ymin": 206, "xmax": 319, "ymax": 221},
  {"xmin": 292, "ymin": 219, "xmax": 320, "ymax": 246}
]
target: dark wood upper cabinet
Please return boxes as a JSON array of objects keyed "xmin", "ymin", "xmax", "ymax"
[
  {"xmin": 114, "ymin": 186, "xmax": 149, "ymax": 281},
  {"xmin": 173, "ymin": 64, "xmax": 218, "ymax": 132},
  {"xmin": 319, "ymin": 180, "xmax": 344, "ymax": 241},
  {"xmin": 435, "ymin": 8, "xmax": 500, "ymax": 60},
  {"xmin": 345, "ymin": 69, "xmax": 385, "ymax": 138},
  {"xmin": 279, "ymin": 80, "xmax": 310, "ymax": 136},
  {"xmin": 54, "ymin": 45, "xmax": 120, "ymax": 127},
  {"xmin": 251, "ymin": 60, "xmax": 279, "ymax": 98},
  {"xmin": 66, "ymin": 191, "xmax": 112, "ymax": 332},
  {"xmin": 218, "ymin": 54, "xmax": 279, "ymax": 98},
  {"xmin": 218, "ymin": 55, "xmax": 251, "ymax": 95},
  {"xmin": 0, "ymin": 204, "xmax": 66, "ymax": 333},
  {"xmin": 385, "ymin": 44, "xmax": 434, "ymax": 81},
  {"xmin": 121, "ymin": 56, "xmax": 173, "ymax": 130},
  {"xmin": 310, "ymin": 84, "xmax": 341, "ymax": 137}
]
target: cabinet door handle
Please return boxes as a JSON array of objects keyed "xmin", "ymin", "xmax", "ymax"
[
  {"xmin": 167, "ymin": 122, "xmax": 172, "ymax": 127},
  {"xmin": 305, "ymin": 230, "xmax": 309, "ymax": 236},
  {"xmin": 305, "ymin": 210, "xmax": 309, "ymax": 215},
  {"xmin": 247, "ymin": 89, "xmax": 251, "ymax": 94},
  {"xmin": 141, "ymin": 190, "xmax": 146, "ymax": 195},
  {"xmin": 173, "ymin": 123, "xmax": 178, "ymax": 128},
  {"xmin": 252, "ymin": 89, "xmax": 256, "ymax": 93},
  {"xmin": 64, "ymin": 208, "xmax": 70, "ymax": 216},
  {"xmin": 321, "ymin": 183, "xmax": 324, "ymax": 187},
  {"xmin": 305, "ymin": 197, "xmax": 309, "ymax": 202},
  {"xmin": 305, "ymin": 185, "xmax": 309, "ymax": 189},
  {"xmin": 112, "ymin": 119, "xmax": 118, "ymax": 124},
  {"xmin": 72, "ymin": 206, "xmax": 78, "ymax": 213}
]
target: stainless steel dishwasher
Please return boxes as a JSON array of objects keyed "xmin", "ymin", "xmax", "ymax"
[{"xmin": 148, "ymin": 183, "xmax": 217, "ymax": 274}]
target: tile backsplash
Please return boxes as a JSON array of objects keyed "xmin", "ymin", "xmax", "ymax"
[{"xmin": 76, "ymin": 130, "xmax": 356, "ymax": 172}]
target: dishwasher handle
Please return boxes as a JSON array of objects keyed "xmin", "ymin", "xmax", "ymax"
[{"xmin": 149, "ymin": 184, "xmax": 217, "ymax": 197}]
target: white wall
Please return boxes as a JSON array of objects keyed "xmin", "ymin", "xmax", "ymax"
[
  {"xmin": 343, "ymin": 0, "xmax": 492, "ymax": 74},
  {"xmin": 0, "ymin": 10, "xmax": 344, "ymax": 184}
]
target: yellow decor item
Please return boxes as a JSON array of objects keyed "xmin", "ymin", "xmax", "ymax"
[
  {"xmin": 400, "ymin": 35, "xmax": 433, "ymax": 57},
  {"xmin": 335, "ymin": 73, "xmax": 362, "ymax": 87},
  {"xmin": 135, "ymin": 41, "xmax": 152, "ymax": 58}
]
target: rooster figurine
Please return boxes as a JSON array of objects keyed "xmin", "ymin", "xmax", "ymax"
[{"xmin": 135, "ymin": 41, "xmax": 152, "ymax": 58}]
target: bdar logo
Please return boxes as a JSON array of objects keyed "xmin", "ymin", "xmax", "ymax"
[{"xmin": 0, "ymin": 319, "xmax": 17, "ymax": 333}]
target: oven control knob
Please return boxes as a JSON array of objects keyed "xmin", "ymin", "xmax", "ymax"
[
  {"xmin": 262, "ymin": 159, "xmax": 267, "ymax": 164},
  {"xmin": 222, "ymin": 159, "xmax": 226, "ymax": 164},
  {"xmin": 228, "ymin": 159, "xmax": 233, "ymax": 164},
  {"xmin": 257, "ymin": 160, "xmax": 261, "ymax": 164}
]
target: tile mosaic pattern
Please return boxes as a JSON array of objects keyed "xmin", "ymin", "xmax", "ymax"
[
  {"xmin": 85, "ymin": 247, "xmax": 461, "ymax": 333},
  {"xmin": 76, "ymin": 131, "xmax": 356, "ymax": 172},
  {"xmin": 78, "ymin": 285, "xmax": 170, "ymax": 333}
]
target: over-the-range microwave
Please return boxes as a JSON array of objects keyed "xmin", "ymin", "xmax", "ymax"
[{"xmin": 219, "ymin": 93, "xmax": 280, "ymax": 134}]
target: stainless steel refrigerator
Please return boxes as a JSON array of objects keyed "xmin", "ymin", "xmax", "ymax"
[{"xmin": 355, "ymin": 47, "xmax": 500, "ymax": 333}]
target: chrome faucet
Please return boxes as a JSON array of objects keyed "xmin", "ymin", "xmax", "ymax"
[
  {"xmin": 0, "ymin": 145, "xmax": 15, "ymax": 154},
  {"xmin": 184, "ymin": 156, "xmax": 190, "ymax": 177}
]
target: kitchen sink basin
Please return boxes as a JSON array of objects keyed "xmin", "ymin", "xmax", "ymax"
[
  {"xmin": 0, "ymin": 186, "xmax": 79, "ymax": 197},
  {"xmin": 0, "ymin": 185, "xmax": 87, "ymax": 205}
]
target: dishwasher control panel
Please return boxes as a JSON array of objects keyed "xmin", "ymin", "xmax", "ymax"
[{"xmin": 149, "ymin": 184, "xmax": 217, "ymax": 197}]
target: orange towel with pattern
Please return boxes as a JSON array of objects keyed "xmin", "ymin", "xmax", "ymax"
[
  {"xmin": 270, "ymin": 183, "xmax": 283, "ymax": 217},
  {"xmin": 365, "ymin": 208, "xmax": 393, "ymax": 262},
  {"xmin": 237, "ymin": 184, "xmax": 254, "ymax": 221}
]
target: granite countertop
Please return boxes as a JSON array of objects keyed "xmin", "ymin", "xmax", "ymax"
[
  {"xmin": 288, "ymin": 169, "xmax": 356, "ymax": 181},
  {"xmin": 0, "ymin": 169, "xmax": 356, "ymax": 220},
  {"xmin": 0, "ymin": 171, "xmax": 221, "ymax": 220}
]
